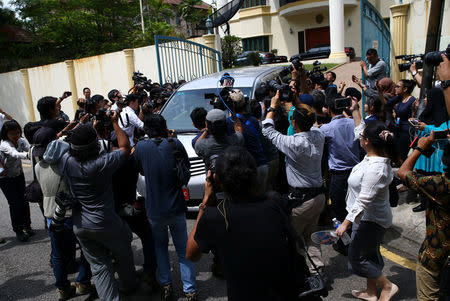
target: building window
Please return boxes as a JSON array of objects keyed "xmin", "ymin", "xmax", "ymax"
[
  {"xmin": 241, "ymin": 0, "xmax": 266, "ymax": 9},
  {"xmin": 242, "ymin": 36, "xmax": 269, "ymax": 52}
]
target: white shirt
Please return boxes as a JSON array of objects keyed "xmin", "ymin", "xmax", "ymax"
[
  {"xmin": 119, "ymin": 106, "xmax": 144, "ymax": 146},
  {"xmin": 345, "ymin": 156, "xmax": 393, "ymax": 228},
  {"xmin": 0, "ymin": 138, "xmax": 30, "ymax": 178}
]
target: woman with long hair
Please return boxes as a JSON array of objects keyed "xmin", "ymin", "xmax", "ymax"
[
  {"xmin": 0, "ymin": 120, "xmax": 33, "ymax": 242},
  {"xmin": 337, "ymin": 103, "xmax": 400, "ymax": 301}
]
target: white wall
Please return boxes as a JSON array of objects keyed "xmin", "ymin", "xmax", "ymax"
[
  {"xmin": 27, "ymin": 62, "xmax": 72, "ymax": 121},
  {"xmin": 0, "ymin": 70, "xmax": 29, "ymax": 127}
]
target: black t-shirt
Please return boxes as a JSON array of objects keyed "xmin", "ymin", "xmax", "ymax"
[{"xmin": 194, "ymin": 197, "xmax": 296, "ymax": 301}]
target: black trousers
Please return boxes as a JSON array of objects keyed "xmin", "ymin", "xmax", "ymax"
[
  {"xmin": 329, "ymin": 170, "xmax": 352, "ymax": 222},
  {"xmin": 0, "ymin": 173, "xmax": 31, "ymax": 233}
]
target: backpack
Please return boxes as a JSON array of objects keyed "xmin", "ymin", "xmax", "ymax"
[{"xmin": 167, "ymin": 138, "xmax": 191, "ymax": 187}]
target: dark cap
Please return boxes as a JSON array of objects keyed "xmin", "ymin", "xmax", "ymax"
[
  {"xmin": 91, "ymin": 94, "xmax": 105, "ymax": 104},
  {"xmin": 32, "ymin": 127, "xmax": 57, "ymax": 158}
]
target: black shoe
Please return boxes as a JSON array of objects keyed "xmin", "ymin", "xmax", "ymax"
[
  {"xmin": 161, "ymin": 284, "xmax": 172, "ymax": 301},
  {"xmin": 185, "ymin": 291, "xmax": 198, "ymax": 301},
  {"xmin": 211, "ymin": 262, "xmax": 224, "ymax": 278},
  {"xmin": 16, "ymin": 232, "xmax": 29, "ymax": 242},
  {"xmin": 23, "ymin": 228, "xmax": 36, "ymax": 237},
  {"xmin": 0, "ymin": 237, "xmax": 5, "ymax": 244},
  {"xmin": 412, "ymin": 204, "xmax": 426, "ymax": 212}
]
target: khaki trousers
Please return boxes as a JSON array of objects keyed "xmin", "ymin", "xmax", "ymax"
[
  {"xmin": 416, "ymin": 261, "xmax": 442, "ymax": 301},
  {"xmin": 290, "ymin": 193, "xmax": 326, "ymax": 272}
]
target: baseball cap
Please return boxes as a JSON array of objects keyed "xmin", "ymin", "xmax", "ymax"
[
  {"xmin": 206, "ymin": 109, "xmax": 226, "ymax": 123},
  {"xmin": 32, "ymin": 127, "xmax": 57, "ymax": 158}
]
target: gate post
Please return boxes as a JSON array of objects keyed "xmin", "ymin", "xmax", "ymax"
[
  {"xmin": 64, "ymin": 60, "xmax": 79, "ymax": 115},
  {"xmin": 390, "ymin": 3, "xmax": 410, "ymax": 83},
  {"xmin": 328, "ymin": 0, "xmax": 349, "ymax": 63},
  {"xmin": 202, "ymin": 34, "xmax": 216, "ymax": 51},
  {"xmin": 123, "ymin": 49, "xmax": 135, "ymax": 89},
  {"xmin": 19, "ymin": 69, "xmax": 36, "ymax": 122}
]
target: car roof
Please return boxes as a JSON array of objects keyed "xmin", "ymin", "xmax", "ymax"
[{"xmin": 177, "ymin": 66, "xmax": 284, "ymax": 91}]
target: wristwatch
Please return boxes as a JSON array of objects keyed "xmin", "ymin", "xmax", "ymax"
[
  {"xmin": 199, "ymin": 203, "xmax": 207, "ymax": 211},
  {"xmin": 441, "ymin": 80, "xmax": 450, "ymax": 89},
  {"xmin": 414, "ymin": 146, "xmax": 424, "ymax": 153},
  {"xmin": 267, "ymin": 107, "xmax": 277, "ymax": 112}
]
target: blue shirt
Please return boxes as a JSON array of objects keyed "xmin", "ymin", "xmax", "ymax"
[
  {"xmin": 134, "ymin": 138, "xmax": 188, "ymax": 219},
  {"xmin": 319, "ymin": 115, "xmax": 360, "ymax": 171},
  {"xmin": 192, "ymin": 129, "xmax": 207, "ymax": 149},
  {"xmin": 287, "ymin": 106, "xmax": 295, "ymax": 136},
  {"xmin": 414, "ymin": 121, "xmax": 449, "ymax": 173},
  {"xmin": 227, "ymin": 114, "xmax": 267, "ymax": 166}
]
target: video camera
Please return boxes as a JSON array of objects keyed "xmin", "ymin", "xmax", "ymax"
[
  {"xmin": 395, "ymin": 54, "xmax": 424, "ymax": 72},
  {"xmin": 280, "ymin": 54, "xmax": 304, "ymax": 76},
  {"xmin": 306, "ymin": 61, "xmax": 327, "ymax": 84},
  {"xmin": 205, "ymin": 87, "xmax": 234, "ymax": 111},
  {"xmin": 95, "ymin": 107, "xmax": 114, "ymax": 129},
  {"xmin": 132, "ymin": 71, "xmax": 153, "ymax": 92},
  {"xmin": 424, "ymin": 43, "xmax": 450, "ymax": 66},
  {"xmin": 396, "ymin": 43, "xmax": 450, "ymax": 72},
  {"xmin": 266, "ymin": 80, "xmax": 294, "ymax": 103}
]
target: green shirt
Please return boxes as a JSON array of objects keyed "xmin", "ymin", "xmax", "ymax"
[
  {"xmin": 405, "ymin": 171, "xmax": 450, "ymax": 272},
  {"xmin": 287, "ymin": 106, "xmax": 295, "ymax": 136}
]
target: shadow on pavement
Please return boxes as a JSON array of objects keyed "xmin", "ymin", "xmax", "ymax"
[{"xmin": 1, "ymin": 271, "xmax": 54, "ymax": 299}]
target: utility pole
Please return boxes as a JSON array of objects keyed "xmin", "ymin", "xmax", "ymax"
[
  {"xmin": 139, "ymin": 0, "xmax": 145, "ymax": 34},
  {"xmin": 419, "ymin": 0, "xmax": 445, "ymax": 114}
]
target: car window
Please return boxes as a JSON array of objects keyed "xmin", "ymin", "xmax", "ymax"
[{"xmin": 161, "ymin": 87, "xmax": 253, "ymax": 132}]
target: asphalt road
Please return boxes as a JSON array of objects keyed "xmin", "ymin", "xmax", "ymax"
[{"xmin": 0, "ymin": 166, "xmax": 418, "ymax": 301}]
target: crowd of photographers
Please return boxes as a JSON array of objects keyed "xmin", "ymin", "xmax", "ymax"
[{"xmin": 0, "ymin": 45, "xmax": 448, "ymax": 301}]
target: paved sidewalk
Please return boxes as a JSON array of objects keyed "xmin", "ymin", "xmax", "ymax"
[{"xmin": 331, "ymin": 61, "xmax": 363, "ymax": 90}]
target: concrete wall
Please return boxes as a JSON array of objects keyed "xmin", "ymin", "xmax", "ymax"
[
  {"xmin": 0, "ymin": 35, "xmax": 213, "ymax": 128},
  {"xmin": 0, "ymin": 70, "xmax": 29, "ymax": 126}
]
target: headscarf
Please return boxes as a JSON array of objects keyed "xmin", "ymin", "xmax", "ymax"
[
  {"xmin": 378, "ymin": 78, "xmax": 396, "ymax": 98},
  {"xmin": 419, "ymin": 87, "xmax": 448, "ymax": 127}
]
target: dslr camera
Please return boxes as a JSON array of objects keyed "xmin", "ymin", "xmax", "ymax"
[
  {"xmin": 280, "ymin": 54, "xmax": 304, "ymax": 76},
  {"xmin": 395, "ymin": 54, "xmax": 424, "ymax": 72},
  {"xmin": 95, "ymin": 108, "xmax": 114, "ymax": 129},
  {"xmin": 49, "ymin": 191, "xmax": 77, "ymax": 232}
]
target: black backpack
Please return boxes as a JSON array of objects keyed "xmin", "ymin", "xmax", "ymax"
[{"xmin": 167, "ymin": 138, "xmax": 191, "ymax": 187}]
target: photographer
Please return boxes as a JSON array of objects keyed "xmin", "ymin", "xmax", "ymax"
[
  {"xmin": 438, "ymin": 53, "xmax": 450, "ymax": 117},
  {"xmin": 398, "ymin": 132, "xmax": 449, "ymax": 301},
  {"xmin": 34, "ymin": 129, "xmax": 93, "ymax": 300},
  {"xmin": 262, "ymin": 93, "xmax": 326, "ymax": 273},
  {"xmin": 186, "ymin": 146, "xmax": 298, "ymax": 301},
  {"xmin": 119, "ymin": 94, "xmax": 144, "ymax": 146},
  {"xmin": 226, "ymin": 90, "xmax": 269, "ymax": 194},
  {"xmin": 195, "ymin": 109, "xmax": 244, "ymax": 166},
  {"xmin": 319, "ymin": 96, "xmax": 360, "ymax": 255},
  {"xmin": 61, "ymin": 115, "xmax": 137, "ymax": 301},
  {"xmin": 107, "ymin": 89, "xmax": 125, "ymax": 111},
  {"xmin": 360, "ymin": 48, "xmax": 386, "ymax": 88},
  {"xmin": 190, "ymin": 107, "xmax": 208, "ymax": 148},
  {"xmin": 134, "ymin": 114, "xmax": 197, "ymax": 301}
]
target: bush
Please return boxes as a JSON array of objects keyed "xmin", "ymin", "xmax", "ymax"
[
  {"xmin": 221, "ymin": 35, "xmax": 242, "ymax": 69},
  {"xmin": 270, "ymin": 49, "xmax": 278, "ymax": 55},
  {"xmin": 247, "ymin": 52, "xmax": 262, "ymax": 66}
]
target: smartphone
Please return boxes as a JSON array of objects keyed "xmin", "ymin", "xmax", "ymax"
[
  {"xmin": 434, "ymin": 130, "xmax": 449, "ymax": 140},
  {"xmin": 409, "ymin": 119, "xmax": 420, "ymax": 126},
  {"xmin": 65, "ymin": 91, "xmax": 72, "ymax": 96},
  {"xmin": 334, "ymin": 97, "xmax": 351, "ymax": 109}
]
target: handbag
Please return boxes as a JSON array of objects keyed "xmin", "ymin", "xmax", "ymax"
[{"xmin": 24, "ymin": 147, "xmax": 43, "ymax": 204}]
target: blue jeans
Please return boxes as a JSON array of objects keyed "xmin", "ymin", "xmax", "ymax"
[
  {"xmin": 149, "ymin": 213, "xmax": 196, "ymax": 293},
  {"xmin": 47, "ymin": 217, "xmax": 92, "ymax": 289}
]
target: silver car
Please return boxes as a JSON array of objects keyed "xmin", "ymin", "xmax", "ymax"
[{"xmin": 139, "ymin": 66, "xmax": 284, "ymax": 212}]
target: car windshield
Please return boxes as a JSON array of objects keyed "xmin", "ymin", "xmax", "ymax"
[{"xmin": 161, "ymin": 87, "xmax": 253, "ymax": 132}]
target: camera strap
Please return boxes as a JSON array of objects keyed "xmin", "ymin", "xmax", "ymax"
[{"xmin": 119, "ymin": 113, "xmax": 130, "ymax": 128}]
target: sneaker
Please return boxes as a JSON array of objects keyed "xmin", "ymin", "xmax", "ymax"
[
  {"xmin": 16, "ymin": 231, "xmax": 28, "ymax": 242},
  {"xmin": 57, "ymin": 286, "xmax": 76, "ymax": 301},
  {"xmin": 161, "ymin": 284, "xmax": 172, "ymax": 301},
  {"xmin": 23, "ymin": 228, "xmax": 36, "ymax": 237},
  {"xmin": 74, "ymin": 283, "xmax": 94, "ymax": 295},
  {"xmin": 185, "ymin": 291, "xmax": 198, "ymax": 301}
]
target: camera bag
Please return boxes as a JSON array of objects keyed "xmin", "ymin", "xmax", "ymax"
[{"xmin": 24, "ymin": 147, "xmax": 43, "ymax": 204}]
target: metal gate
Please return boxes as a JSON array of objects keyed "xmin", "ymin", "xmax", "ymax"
[
  {"xmin": 155, "ymin": 35, "xmax": 222, "ymax": 84},
  {"xmin": 360, "ymin": 0, "xmax": 391, "ymax": 76}
]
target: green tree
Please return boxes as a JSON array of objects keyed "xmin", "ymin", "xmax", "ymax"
[
  {"xmin": 221, "ymin": 35, "xmax": 241, "ymax": 68},
  {"xmin": 147, "ymin": 0, "xmax": 174, "ymax": 24},
  {"xmin": 178, "ymin": 0, "xmax": 209, "ymax": 36}
]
